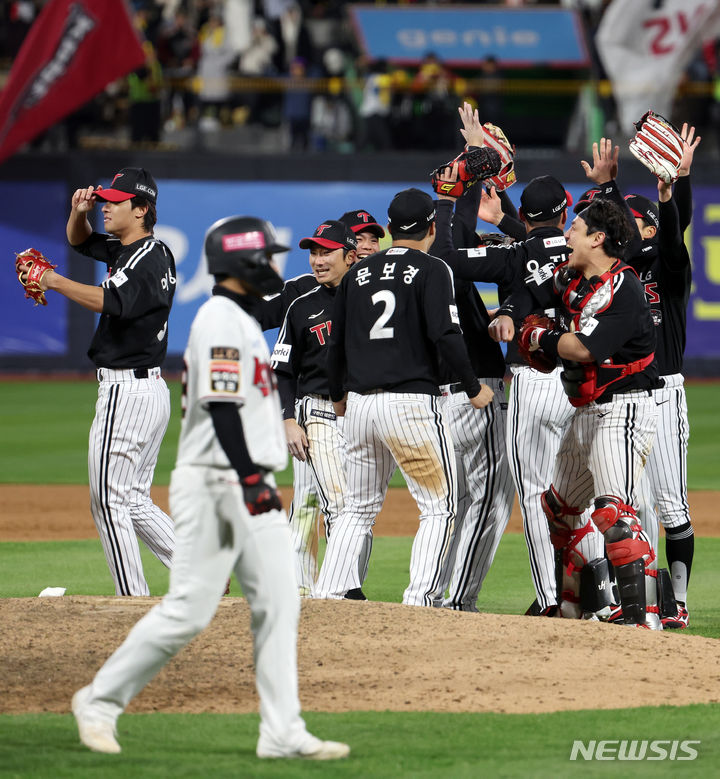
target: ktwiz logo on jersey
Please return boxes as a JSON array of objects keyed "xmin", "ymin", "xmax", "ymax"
[
  {"xmin": 210, "ymin": 361, "xmax": 240, "ymax": 393},
  {"xmin": 253, "ymin": 357, "xmax": 276, "ymax": 397}
]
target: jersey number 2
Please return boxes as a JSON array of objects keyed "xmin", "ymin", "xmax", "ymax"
[{"xmin": 369, "ymin": 290, "xmax": 395, "ymax": 340}]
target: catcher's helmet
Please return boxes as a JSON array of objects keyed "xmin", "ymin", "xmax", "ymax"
[{"xmin": 204, "ymin": 215, "xmax": 288, "ymax": 295}]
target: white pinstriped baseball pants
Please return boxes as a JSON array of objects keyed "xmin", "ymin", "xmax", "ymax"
[
  {"xmin": 314, "ymin": 391, "xmax": 457, "ymax": 606},
  {"xmin": 436, "ymin": 378, "xmax": 514, "ymax": 611},
  {"xmin": 288, "ymin": 395, "xmax": 372, "ymax": 596},
  {"xmin": 507, "ymin": 366, "xmax": 579, "ymax": 610},
  {"xmin": 88, "ymin": 370, "xmax": 175, "ymax": 595},
  {"xmin": 635, "ymin": 374, "xmax": 692, "ymax": 600},
  {"xmin": 552, "ymin": 392, "xmax": 657, "ymax": 510}
]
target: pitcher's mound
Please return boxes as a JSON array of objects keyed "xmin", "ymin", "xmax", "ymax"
[{"xmin": 2, "ymin": 597, "xmax": 719, "ymax": 715}]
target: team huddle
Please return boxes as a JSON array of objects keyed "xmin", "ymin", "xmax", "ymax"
[
  {"xmin": 14, "ymin": 102, "xmax": 698, "ymax": 758},
  {"xmin": 269, "ymin": 104, "xmax": 697, "ymax": 633}
]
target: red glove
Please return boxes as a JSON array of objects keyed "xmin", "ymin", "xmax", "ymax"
[
  {"xmin": 241, "ymin": 473, "xmax": 282, "ymax": 516},
  {"xmin": 517, "ymin": 314, "xmax": 558, "ymax": 373}
]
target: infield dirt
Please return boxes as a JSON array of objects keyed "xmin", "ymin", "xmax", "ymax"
[{"xmin": 1, "ymin": 485, "xmax": 719, "ymax": 716}]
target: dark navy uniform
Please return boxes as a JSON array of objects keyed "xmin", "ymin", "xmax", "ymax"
[{"xmin": 317, "ymin": 245, "xmax": 480, "ymax": 606}]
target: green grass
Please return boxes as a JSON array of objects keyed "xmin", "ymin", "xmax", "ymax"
[
  {"xmin": 3, "ymin": 380, "xmax": 715, "ymax": 489},
  {"xmin": 1, "ymin": 378, "xmax": 719, "ymax": 778},
  {"xmin": 0, "ymin": 379, "xmax": 410, "ymax": 487},
  {"xmin": 3, "ymin": 534, "xmax": 719, "ymax": 637},
  {"xmin": 1, "ymin": 707, "xmax": 719, "ymax": 778}
]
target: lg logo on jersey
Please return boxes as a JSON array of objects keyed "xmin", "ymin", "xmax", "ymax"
[{"xmin": 310, "ymin": 321, "xmax": 332, "ymax": 345}]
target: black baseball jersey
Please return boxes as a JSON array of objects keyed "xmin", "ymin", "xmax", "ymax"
[
  {"xmin": 272, "ymin": 284, "xmax": 338, "ymax": 417},
  {"xmin": 258, "ymin": 272, "xmax": 318, "ymax": 330},
  {"xmin": 594, "ymin": 178, "xmax": 692, "ymax": 376},
  {"xmin": 433, "ymin": 200, "xmax": 570, "ymax": 365},
  {"xmin": 73, "ymin": 232, "xmax": 176, "ymax": 368},
  {"xmin": 530, "ymin": 260, "xmax": 659, "ymax": 400},
  {"xmin": 327, "ymin": 247, "xmax": 480, "ymax": 400},
  {"xmin": 628, "ymin": 199, "xmax": 690, "ymax": 376},
  {"xmin": 432, "ymin": 198, "xmax": 506, "ymax": 381}
]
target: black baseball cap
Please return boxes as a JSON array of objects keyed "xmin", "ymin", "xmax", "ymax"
[
  {"xmin": 520, "ymin": 175, "xmax": 572, "ymax": 221},
  {"xmin": 387, "ymin": 188, "xmax": 436, "ymax": 233},
  {"xmin": 299, "ymin": 219, "xmax": 358, "ymax": 251},
  {"xmin": 339, "ymin": 209, "xmax": 385, "ymax": 238},
  {"xmin": 573, "ymin": 187, "xmax": 602, "ymax": 214},
  {"xmin": 624, "ymin": 194, "xmax": 659, "ymax": 229},
  {"xmin": 94, "ymin": 167, "xmax": 158, "ymax": 204}
]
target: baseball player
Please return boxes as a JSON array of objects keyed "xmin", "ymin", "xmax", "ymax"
[
  {"xmin": 71, "ymin": 215, "xmax": 349, "ymax": 761},
  {"xmin": 17, "ymin": 168, "xmax": 176, "ymax": 596},
  {"xmin": 339, "ymin": 209, "xmax": 386, "ymax": 258},
  {"xmin": 494, "ymin": 198, "xmax": 660, "ymax": 627},
  {"xmin": 578, "ymin": 131, "xmax": 700, "ymax": 628},
  {"xmin": 315, "ymin": 188, "xmax": 493, "ymax": 606},
  {"xmin": 433, "ymin": 165, "xmax": 603, "ymax": 618},
  {"xmin": 428, "ymin": 157, "xmax": 514, "ymax": 611},
  {"xmin": 258, "ymin": 272, "xmax": 323, "ymax": 597},
  {"xmin": 261, "ymin": 209, "xmax": 384, "ymax": 597},
  {"xmin": 272, "ymin": 220, "xmax": 370, "ymax": 599}
]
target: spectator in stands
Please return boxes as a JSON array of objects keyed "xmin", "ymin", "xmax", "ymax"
[
  {"xmin": 358, "ymin": 58, "xmax": 393, "ymax": 151},
  {"xmin": 411, "ymin": 51, "xmax": 456, "ymax": 149},
  {"xmin": 283, "ymin": 57, "xmax": 314, "ymax": 150},
  {"xmin": 156, "ymin": 10, "xmax": 200, "ymax": 129},
  {"xmin": 196, "ymin": 9, "xmax": 237, "ymax": 128},
  {"xmin": 237, "ymin": 17, "xmax": 279, "ymax": 124},
  {"xmin": 127, "ymin": 40, "xmax": 165, "ymax": 145}
]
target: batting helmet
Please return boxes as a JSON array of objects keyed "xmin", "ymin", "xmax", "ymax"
[{"xmin": 204, "ymin": 215, "xmax": 288, "ymax": 295}]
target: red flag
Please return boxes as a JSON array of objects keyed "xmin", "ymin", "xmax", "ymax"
[{"xmin": 0, "ymin": 0, "xmax": 146, "ymax": 164}]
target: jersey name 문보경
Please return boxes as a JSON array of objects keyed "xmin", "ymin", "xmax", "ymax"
[
  {"xmin": 327, "ymin": 247, "xmax": 478, "ymax": 398},
  {"xmin": 176, "ymin": 293, "xmax": 287, "ymax": 473}
]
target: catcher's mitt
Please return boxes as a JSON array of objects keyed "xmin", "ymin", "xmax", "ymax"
[
  {"xmin": 15, "ymin": 247, "xmax": 56, "ymax": 306},
  {"xmin": 629, "ymin": 111, "xmax": 684, "ymax": 184},
  {"xmin": 481, "ymin": 123, "xmax": 516, "ymax": 191},
  {"xmin": 517, "ymin": 313, "xmax": 558, "ymax": 373},
  {"xmin": 431, "ymin": 146, "xmax": 502, "ymax": 198}
]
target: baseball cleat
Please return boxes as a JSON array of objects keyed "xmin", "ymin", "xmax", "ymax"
[
  {"xmin": 661, "ymin": 602, "xmax": 689, "ymax": 629},
  {"xmin": 344, "ymin": 588, "xmax": 367, "ymax": 601},
  {"xmin": 72, "ymin": 686, "xmax": 121, "ymax": 754},
  {"xmin": 607, "ymin": 603, "xmax": 624, "ymax": 624},
  {"xmin": 257, "ymin": 733, "xmax": 350, "ymax": 760}
]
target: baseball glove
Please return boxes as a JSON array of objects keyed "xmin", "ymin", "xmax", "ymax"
[
  {"xmin": 431, "ymin": 146, "xmax": 502, "ymax": 198},
  {"xmin": 15, "ymin": 247, "xmax": 57, "ymax": 306},
  {"xmin": 477, "ymin": 231, "xmax": 515, "ymax": 248},
  {"xmin": 629, "ymin": 111, "xmax": 684, "ymax": 184},
  {"xmin": 481, "ymin": 122, "xmax": 516, "ymax": 191},
  {"xmin": 517, "ymin": 313, "xmax": 558, "ymax": 373}
]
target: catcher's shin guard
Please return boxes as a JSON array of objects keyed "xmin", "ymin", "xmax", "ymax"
[
  {"xmin": 541, "ymin": 486, "xmax": 593, "ymax": 617},
  {"xmin": 580, "ymin": 557, "xmax": 613, "ymax": 614},
  {"xmin": 592, "ymin": 496, "xmax": 654, "ymax": 625}
]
